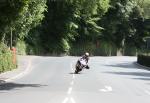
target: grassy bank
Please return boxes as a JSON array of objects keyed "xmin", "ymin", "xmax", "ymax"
[{"xmin": 0, "ymin": 43, "xmax": 17, "ymax": 73}]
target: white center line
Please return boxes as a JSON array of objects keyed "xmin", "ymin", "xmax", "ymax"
[
  {"xmin": 99, "ymin": 86, "xmax": 113, "ymax": 92},
  {"xmin": 70, "ymin": 81, "xmax": 74, "ymax": 85},
  {"xmin": 5, "ymin": 57, "xmax": 33, "ymax": 82},
  {"xmin": 72, "ymin": 74, "xmax": 75, "ymax": 79},
  {"xmin": 62, "ymin": 61, "xmax": 76, "ymax": 103},
  {"xmin": 105, "ymin": 86, "xmax": 112, "ymax": 91},
  {"xmin": 67, "ymin": 87, "xmax": 73, "ymax": 95},
  {"xmin": 62, "ymin": 97, "xmax": 69, "ymax": 103},
  {"xmin": 70, "ymin": 97, "xmax": 76, "ymax": 103},
  {"xmin": 70, "ymin": 62, "xmax": 74, "ymax": 71}
]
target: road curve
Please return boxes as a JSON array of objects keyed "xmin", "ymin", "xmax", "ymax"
[{"xmin": 0, "ymin": 56, "xmax": 150, "ymax": 103}]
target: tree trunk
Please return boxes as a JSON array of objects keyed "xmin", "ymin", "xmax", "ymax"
[
  {"xmin": 117, "ymin": 48, "xmax": 123, "ymax": 56},
  {"xmin": 1, "ymin": 33, "xmax": 6, "ymax": 43}
]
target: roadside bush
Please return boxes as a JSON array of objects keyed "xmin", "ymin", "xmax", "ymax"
[
  {"xmin": 124, "ymin": 45, "xmax": 137, "ymax": 56},
  {"xmin": 0, "ymin": 43, "xmax": 16, "ymax": 73},
  {"xmin": 138, "ymin": 48, "xmax": 150, "ymax": 56},
  {"xmin": 94, "ymin": 41, "xmax": 117, "ymax": 56},
  {"xmin": 137, "ymin": 55, "xmax": 150, "ymax": 68},
  {"xmin": 70, "ymin": 41, "xmax": 117, "ymax": 56},
  {"xmin": 70, "ymin": 42, "xmax": 96, "ymax": 56},
  {"xmin": 16, "ymin": 40, "xmax": 27, "ymax": 55}
]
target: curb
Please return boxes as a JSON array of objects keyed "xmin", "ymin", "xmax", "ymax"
[
  {"xmin": 0, "ymin": 56, "xmax": 34, "ymax": 82},
  {"xmin": 5, "ymin": 57, "xmax": 33, "ymax": 82}
]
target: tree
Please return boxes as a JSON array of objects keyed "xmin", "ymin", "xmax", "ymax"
[
  {"xmin": 0, "ymin": 0, "xmax": 28, "ymax": 43},
  {"xmin": 39, "ymin": 0, "xmax": 110, "ymax": 55},
  {"xmin": 0, "ymin": 0, "xmax": 47, "ymax": 47},
  {"xmin": 99, "ymin": 0, "xmax": 149, "ymax": 55}
]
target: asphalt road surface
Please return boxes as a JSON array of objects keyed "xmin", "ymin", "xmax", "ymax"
[{"xmin": 0, "ymin": 56, "xmax": 150, "ymax": 103}]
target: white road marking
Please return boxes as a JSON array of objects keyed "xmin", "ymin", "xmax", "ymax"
[
  {"xmin": 62, "ymin": 61, "xmax": 76, "ymax": 103},
  {"xmin": 99, "ymin": 86, "xmax": 112, "ymax": 92},
  {"xmin": 100, "ymin": 89, "xmax": 108, "ymax": 92},
  {"xmin": 5, "ymin": 58, "xmax": 33, "ymax": 82},
  {"xmin": 70, "ymin": 97, "xmax": 76, "ymax": 103},
  {"xmin": 70, "ymin": 63, "xmax": 74, "ymax": 71},
  {"xmin": 62, "ymin": 97, "xmax": 76, "ymax": 103},
  {"xmin": 105, "ymin": 86, "xmax": 112, "ymax": 91},
  {"xmin": 67, "ymin": 87, "xmax": 73, "ymax": 95},
  {"xmin": 145, "ymin": 90, "xmax": 150, "ymax": 95},
  {"xmin": 70, "ymin": 81, "xmax": 74, "ymax": 85},
  {"xmin": 72, "ymin": 74, "xmax": 75, "ymax": 79},
  {"xmin": 62, "ymin": 97, "xmax": 69, "ymax": 103},
  {"xmin": 70, "ymin": 61, "xmax": 75, "ymax": 79}
]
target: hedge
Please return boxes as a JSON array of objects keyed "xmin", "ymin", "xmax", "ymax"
[
  {"xmin": 137, "ymin": 55, "xmax": 150, "ymax": 68},
  {"xmin": 0, "ymin": 43, "xmax": 17, "ymax": 73}
]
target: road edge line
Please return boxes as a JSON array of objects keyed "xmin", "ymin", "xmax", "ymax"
[{"xmin": 5, "ymin": 57, "xmax": 33, "ymax": 82}]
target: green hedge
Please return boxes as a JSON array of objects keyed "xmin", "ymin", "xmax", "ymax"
[
  {"xmin": 137, "ymin": 55, "xmax": 150, "ymax": 68},
  {"xmin": 70, "ymin": 41, "xmax": 117, "ymax": 56},
  {"xmin": 70, "ymin": 42, "xmax": 96, "ymax": 56},
  {"xmin": 124, "ymin": 45, "xmax": 137, "ymax": 56},
  {"xmin": 16, "ymin": 40, "xmax": 27, "ymax": 55},
  {"xmin": 0, "ymin": 43, "xmax": 17, "ymax": 73}
]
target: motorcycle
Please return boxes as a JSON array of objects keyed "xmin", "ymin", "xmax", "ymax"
[{"xmin": 75, "ymin": 59, "xmax": 89, "ymax": 74}]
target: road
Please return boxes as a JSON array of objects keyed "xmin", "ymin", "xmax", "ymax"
[{"xmin": 0, "ymin": 56, "xmax": 150, "ymax": 103}]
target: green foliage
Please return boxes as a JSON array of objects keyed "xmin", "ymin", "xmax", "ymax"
[
  {"xmin": 70, "ymin": 40, "xmax": 117, "ymax": 56},
  {"xmin": 14, "ymin": 0, "xmax": 47, "ymax": 40},
  {"xmin": 0, "ymin": 0, "xmax": 47, "ymax": 74},
  {"xmin": 70, "ymin": 42, "xmax": 96, "ymax": 56},
  {"xmin": 37, "ymin": 0, "xmax": 110, "ymax": 55},
  {"xmin": 100, "ymin": 0, "xmax": 150, "ymax": 55},
  {"xmin": 134, "ymin": 0, "xmax": 150, "ymax": 19},
  {"xmin": 0, "ymin": 0, "xmax": 150, "ymax": 56},
  {"xmin": 76, "ymin": 0, "xmax": 110, "ymax": 40},
  {"xmin": 138, "ymin": 55, "xmax": 150, "ymax": 67},
  {"xmin": 0, "ymin": 0, "xmax": 47, "ymax": 46},
  {"xmin": 0, "ymin": 43, "xmax": 16, "ymax": 73},
  {"xmin": 95, "ymin": 41, "xmax": 117, "ymax": 56},
  {"xmin": 124, "ymin": 45, "xmax": 137, "ymax": 56},
  {"xmin": 16, "ymin": 40, "xmax": 27, "ymax": 55},
  {"xmin": 0, "ymin": 0, "xmax": 27, "ymax": 42},
  {"xmin": 98, "ymin": 0, "xmax": 110, "ymax": 16}
]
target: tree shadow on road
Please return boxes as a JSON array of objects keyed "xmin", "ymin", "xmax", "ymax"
[
  {"xmin": 0, "ymin": 80, "xmax": 45, "ymax": 91},
  {"xmin": 104, "ymin": 61, "xmax": 150, "ymax": 81},
  {"xmin": 106, "ymin": 71, "xmax": 150, "ymax": 77},
  {"xmin": 0, "ymin": 80, "xmax": 5, "ymax": 84},
  {"xmin": 133, "ymin": 77, "xmax": 150, "ymax": 81},
  {"xmin": 105, "ymin": 71, "xmax": 150, "ymax": 82},
  {"xmin": 104, "ymin": 62, "xmax": 143, "ymax": 69}
]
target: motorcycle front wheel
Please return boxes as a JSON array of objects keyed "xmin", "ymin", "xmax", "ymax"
[{"xmin": 75, "ymin": 65, "xmax": 82, "ymax": 74}]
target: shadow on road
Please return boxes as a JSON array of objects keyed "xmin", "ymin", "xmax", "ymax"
[
  {"xmin": 104, "ymin": 62, "xmax": 142, "ymax": 69},
  {"xmin": 105, "ymin": 71, "xmax": 150, "ymax": 81},
  {"xmin": 133, "ymin": 78, "xmax": 150, "ymax": 81},
  {"xmin": 0, "ymin": 80, "xmax": 5, "ymax": 84},
  {"xmin": 69, "ymin": 72, "xmax": 82, "ymax": 74},
  {"xmin": 104, "ymin": 61, "xmax": 150, "ymax": 81},
  {"xmin": 106, "ymin": 71, "xmax": 150, "ymax": 77},
  {"xmin": 0, "ymin": 80, "xmax": 45, "ymax": 91}
]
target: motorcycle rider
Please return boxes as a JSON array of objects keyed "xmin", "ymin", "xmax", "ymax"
[{"xmin": 77, "ymin": 52, "xmax": 90, "ymax": 69}]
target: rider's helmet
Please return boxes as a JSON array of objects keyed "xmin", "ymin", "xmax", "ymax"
[{"xmin": 85, "ymin": 52, "xmax": 89, "ymax": 57}]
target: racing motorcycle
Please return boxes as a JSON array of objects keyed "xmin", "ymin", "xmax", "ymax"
[{"xmin": 75, "ymin": 59, "xmax": 89, "ymax": 74}]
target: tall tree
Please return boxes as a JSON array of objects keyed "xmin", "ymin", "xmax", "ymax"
[
  {"xmin": 39, "ymin": 0, "xmax": 110, "ymax": 55},
  {"xmin": 0, "ymin": 0, "xmax": 47, "ymax": 47},
  {"xmin": 100, "ymin": 0, "xmax": 149, "ymax": 55}
]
